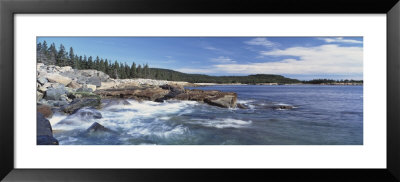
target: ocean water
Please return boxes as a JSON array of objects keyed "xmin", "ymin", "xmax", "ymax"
[{"xmin": 51, "ymin": 85, "xmax": 363, "ymax": 145}]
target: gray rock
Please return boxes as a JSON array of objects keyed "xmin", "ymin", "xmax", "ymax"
[
  {"xmin": 45, "ymin": 87, "xmax": 68, "ymax": 100},
  {"xmin": 76, "ymin": 108, "xmax": 102, "ymax": 119},
  {"xmin": 37, "ymin": 112, "xmax": 53, "ymax": 136},
  {"xmin": 37, "ymin": 135, "xmax": 59, "ymax": 145},
  {"xmin": 156, "ymin": 84, "xmax": 185, "ymax": 102},
  {"xmin": 77, "ymin": 87, "xmax": 93, "ymax": 92},
  {"xmin": 87, "ymin": 77, "xmax": 101, "ymax": 87},
  {"xmin": 37, "ymin": 91, "xmax": 43, "ymax": 102},
  {"xmin": 86, "ymin": 122, "xmax": 111, "ymax": 133},
  {"xmin": 37, "ymin": 112, "xmax": 59, "ymax": 145},
  {"xmin": 52, "ymin": 100, "xmax": 70, "ymax": 107},
  {"xmin": 37, "ymin": 77, "xmax": 48, "ymax": 85},
  {"xmin": 46, "ymin": 73, "xmax": 72, "ymax": 86},
  {"xmin": 274, "ymin": 105, "xmax": 294, "ymax": 110},
  {"xmin": 62, "ymin": 97, "xmax": 101, "ymax": 114},
  {"xmin": 237, "ymin": 103, "xmax": 249, "ymax": 109}
]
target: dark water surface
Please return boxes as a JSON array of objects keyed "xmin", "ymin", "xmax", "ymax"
[{"xmin": 52, "ymin": 85, "xmax": 363, "ymax": 145}]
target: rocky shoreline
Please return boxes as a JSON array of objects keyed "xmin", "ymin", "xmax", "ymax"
[{"xmin": 36, "ymin": 63, "xmax": 239, "ymax": 144}]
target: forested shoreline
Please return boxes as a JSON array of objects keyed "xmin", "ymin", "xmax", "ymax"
[{"xmin": 37, "ymin": 41, "xmax": 362, "ymax": 84}]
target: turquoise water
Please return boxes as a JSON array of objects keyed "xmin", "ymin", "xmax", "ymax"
[{"xmin": 52, "ymin": 85, "xmax": 363, "ymax": 145}]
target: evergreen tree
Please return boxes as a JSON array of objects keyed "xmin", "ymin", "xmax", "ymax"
[
  {"xmin": 74, "ymin": 55, "xmax": 80, "ymax": 69},
  {"xmin": 143, "ymin": 63, "xmax": 149, "ymax": 78},
  {"xmin": 68, "ymin": 47, "xmax": 75, "ymax": 66},
  {"xmin": 78, "ymin": 56, "xmax": 83, "ymax": 69},
  {"xmin": 137, "ymin": 64, "xmax": 142, "ymax": 78},
  {"xmin": 94, "ymin": 56, "xmax": 100, "ymax": 70},
  {"xmin": 48, "ymin": 43, "xmax": 57, "ymax": 58},
  {"xmin": 99, "ymin": 59, "xmax": 105, "ymax": 73},
  {"xmin": 82, "ymin": 55, "xmax": 88, "ymax": 69},
  {"xmin": 124, "ymin": 63, "xmax": 130, "ymax": 78},
  {"xmin": 113, "ymin": 61, "xmax": 119, "ymax": 79},
  {"xmin": 56, "ymin": 44, "xmax": 66, "ymax": 66},
  {"xmin": 88, "ymin": 56, "xmax": 93, "ymax": 69},
  {"xmin": 42, "ymin": 41, "xmax": 48, "ymax": 55},
  {"xmin": 130, "ymin": 62, "xmax": 136, "ymax": 78},
  {"xmin": 37, "ymin": 42, "xmax": 42, "ymax": 52},
  {"xmin": 119, "ymin": 62, "xmax": 126, "ymax": 79},
  {"xmin": 105, "ymin": 59, "xmax": 109, "ymax": 75}
]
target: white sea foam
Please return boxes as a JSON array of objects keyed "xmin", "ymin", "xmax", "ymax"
[
  {"xmin": 189, "ymin": 118, "xmax": 252, "ymax": 129},
  {"xmin": 48, "ymin": 113, "xmax": 68, "ymax": 126},
  {"xmin": 237, "ymin": 99, "xmax": 255, "ymax": 104}
]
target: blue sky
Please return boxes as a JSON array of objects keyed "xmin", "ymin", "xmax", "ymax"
[{"xmin": 37, "ymin": 37, "xmax": 363, "ymax": 80}]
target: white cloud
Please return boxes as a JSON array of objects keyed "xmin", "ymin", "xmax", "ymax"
[
  {"xmin": 244, "ymin": 38, "xmax": 278, "ymax": 47},
  {"xmin": 210, "ymin": 56, "xmax": 236, "ymax": 63},
  {"xmin": 177, "ymin": 44, "xmax": 363, "ymax": 76},
  {"xmin": 204, "ymin": 46, "xmax": 218, "ymax": 51},
  {"xmin": 176, "ymin": 68, "xmax": 216, "ymax": 74},
  {"xmin": 318, "ymin": 37, "xmax": 363, "ymax": 44}
]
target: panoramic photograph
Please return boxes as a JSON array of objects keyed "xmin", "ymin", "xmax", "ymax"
[{"xmin": 36, "ymin": 37, "xmax": 363, "ymax": 145}]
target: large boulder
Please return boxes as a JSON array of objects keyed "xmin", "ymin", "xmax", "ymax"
[
  {"xmin": 37, "ymin": 112, "xmax": 59, "ymax": 145},
  {"xmin": 37, "ymin": 77, "xmax": 48, "ymax": 85},
  {"xmin": 155, "ymin": 84, "xmax": 185, "ymax": 102},
  {"xmin": 204, "ymin": 93, "xmax": 237, "ymax": 108},
  {"xmin": 66, "ymin": 80, "xmax": 81, "ymax": 89},
  {"xmin": 37, "ymin": 104, "xmax": 53, "ymax": 118},
  {"xmin": 77, "ymin": 86, "xmax": 93, "ymax": 92},
  {"xmin": 62, "ymin": 97, "xmax": 101, "ymax": 114},
  {"xmin": 87, "ymin": 77, "xmax": 101, "ymax": 87},
  {"xmin": 58, "ymin": 66, "xmax": 73, "ymax": 72},
  {"xmin": 38, "ymin": 82, "xmax": 52, "ymax": 93},
  {"xmin": 46, "ymin": 73, "xmax": 72, "ymax": 86},
  {"xmin": 175, "ymin": 89, "xmax": 237, "ymax": 108},
  {"xmin": 95, "ymin": 87, "xmax": 169, "ymax": 101},
  {"xmin": 86, "ymin": 122, "xmax": 113, "ymax": 133},
  {"xmin": 45, "ymin": 87, "xmax": 68, "ymax": 101},
  {"xmin": 37, "ymin": 91, "xmax": 43, "ymax": 102},
  {"xmin": 98, "ymin": 81, "xmax": 118, "ymax": 90}
]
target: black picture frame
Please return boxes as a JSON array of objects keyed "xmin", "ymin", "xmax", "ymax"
[{"xmin": 1, "ymin": 0, "xmax": 399, "ymax": 181}]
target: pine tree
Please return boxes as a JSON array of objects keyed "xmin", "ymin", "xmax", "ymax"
[
  {"xmin": 78, "ymin": 56, "xmax": 83, "ymax": 69},
  {"xmin": 137, "ymin": 64, "xmax": 142, "ymax": 78},
  {"xmin": 88, "ymin": 56, "xmax": 93, "ymax": 69},
  {"xmin": 83, "ymin": 55, "xmax": 88, "ymax": 69},
  {"xmin": 37, "ymin": 42, "xmax": 42, "ymax": 52},
  {"xmin": 124, "ymin": 63, "xmax": 130, "ymax": 78},
  {"xmin": 74, "ymin": 55, "xmax": 80, "ymax": 69},
  {"xmin": 94, "ymin": 56, "xmax": 100, "ymax": 70},
  {"xmin": 56, "ymin": 44, "xmax": 66, "ymax": 66},
  {"xmin": 119, "ymin": 62, "xmax": 126, "ymax": 79},
  {"xmin": 37, "ymin": 42, "xmax": 43, "ymax": 62},
  {"xmin": 42, "ymin": 41, "xmax": 48, "ymax": 55},
  {"xmin": 143, "ymin": 63, "xmax": 149, "ymax": 78},
  {"xmin": 130, "ymin": 62, "xmax": 136, "ymax": 78},
  {"xmin": 68, "ymin": 47, "xmax": 75, "ymax": 67},
  {"xmin": 105, "ymin": 59, "xmax": 109, "ymax": 75},
  {"xmin": 99, "ymin": 59, "xmax": 105, "ymax": 73},
  {"xmin": 113, "ymin": 60, "xmax": 119, "ymax": 79}
]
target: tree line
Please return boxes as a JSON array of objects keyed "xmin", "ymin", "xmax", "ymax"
[
  {"xmin": 302, "ymin": 79, "xmax": 363, "ymax": 84},
  {"xmin": 37, "ymin": 41, "xmax": 151, "ymax": 79}
]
